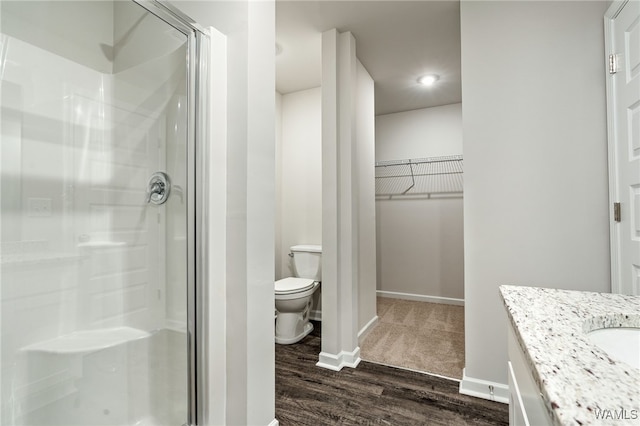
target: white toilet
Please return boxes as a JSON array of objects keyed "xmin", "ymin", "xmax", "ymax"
[{"xmin": 274, "ymin": 244, "xmax": 321, "ymax": 345}]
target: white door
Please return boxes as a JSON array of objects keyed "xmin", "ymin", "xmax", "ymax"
[{"xmin": 606, "ymin": 0, "xmax": 640, "ymax": 295}]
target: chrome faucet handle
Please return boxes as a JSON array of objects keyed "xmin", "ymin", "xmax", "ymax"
[
  {"xmin": 146, "ymin": 172, "xmax": 171, "ymax": 205},
  {"xmin": 145, "ymin": 181, "xmax": 164, "ymax": 202}
]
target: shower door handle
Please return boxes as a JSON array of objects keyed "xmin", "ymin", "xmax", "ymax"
[{"xmin": 146, "ymin": 172, "xmax": 171, "ymax": 205}]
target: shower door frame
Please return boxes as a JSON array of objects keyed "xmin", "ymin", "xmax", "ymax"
[{"xmin": 131, "ymin": 1, "xmax": 209, "ymax": 425}]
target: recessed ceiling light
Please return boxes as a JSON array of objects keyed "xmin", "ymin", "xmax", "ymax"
[{"xmin": 418, "ymin": 74, "xmax": 439, "ymax": 86}]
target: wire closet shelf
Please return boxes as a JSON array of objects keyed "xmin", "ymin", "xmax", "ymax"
[{"xmin": 375, "ymin": 155, "xmax": 463, "ymax": 199}]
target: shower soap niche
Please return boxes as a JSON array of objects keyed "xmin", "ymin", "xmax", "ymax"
[{"xmin": 22, "ymin": 327, "xmax": 150, "ymax": 355}]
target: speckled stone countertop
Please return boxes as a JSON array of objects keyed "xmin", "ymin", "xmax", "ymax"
[{"xmin": 500, "ymin": 285, "xmax": 640, "ymax": 425}]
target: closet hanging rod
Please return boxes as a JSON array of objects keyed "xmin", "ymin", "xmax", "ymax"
[
  {"xmin": 378, "ymin": 171, "xmax": 462, "ymax": 179},
  {"xmin": 375, "ymin": 154, "xmax": 462, "ymax": 167}
]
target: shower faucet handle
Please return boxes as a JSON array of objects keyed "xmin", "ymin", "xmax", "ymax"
[
  {"xmin": 146, "ymin": 172, "xmax": 171, "ymax": 205},
  {"xmin": 146, "ymin": 181, "xmax": 164, "ymax": 202}
]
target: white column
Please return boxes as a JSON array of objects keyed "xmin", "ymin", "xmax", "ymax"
[
  {"xmin": 318, "ymin": 29, "xmax": 361, "ymax": 371},
  {"xmin": 246, "ymin": 0, "xmax": 276, "ymax": 424}
]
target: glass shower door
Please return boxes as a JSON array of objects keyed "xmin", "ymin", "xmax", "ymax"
[{"xmin": 0, "ymin": 1, "xmax": 192, "ymax": 424}]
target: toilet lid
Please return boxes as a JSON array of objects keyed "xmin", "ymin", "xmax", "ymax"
[{"xmin": 275, "ymin": 277, "xmax": 315, "ymax": 294}]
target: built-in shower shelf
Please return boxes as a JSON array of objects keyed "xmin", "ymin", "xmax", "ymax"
[
  {"xmin": 375, "ymin": 155, "xmax": 463, "ymax": 198},
  {"xmin": 22, "ymin": 327, "xmax": 150, "ymax": 355}
]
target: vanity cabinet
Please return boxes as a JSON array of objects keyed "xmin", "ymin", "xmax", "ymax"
[{"xmin": 507, "ymin": 323, "xmax": 552, "ymax": 426}]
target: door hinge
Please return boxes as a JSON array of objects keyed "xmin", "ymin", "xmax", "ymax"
[
  {"xmin": 609, "ymin": 53, "xmax": 619, "ymax": 74},
  {"xmin": 614, "ymin": 202, "xmax": 621, "ymax": 222}
]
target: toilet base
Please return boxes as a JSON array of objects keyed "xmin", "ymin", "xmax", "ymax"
[{"xmin": 275, "ymin": 321, "xmax": 313, "ymax": 345}]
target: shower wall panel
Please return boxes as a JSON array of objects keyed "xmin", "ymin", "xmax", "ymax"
[
  {"xmin": 1, "ymin": 1, "xmax": 190, "ymax": 424},
  {"xmin": 0, "ymin": 1, "xmax": 114, "ymax": 73},
  {"xmin": 112, "ymin": 0, "xmax": 188, "ymax": 331}
]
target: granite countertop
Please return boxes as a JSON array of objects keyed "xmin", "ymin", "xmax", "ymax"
[{"xmin": 500, "ymin": 285, "xmax": 640, "ymax": 426}]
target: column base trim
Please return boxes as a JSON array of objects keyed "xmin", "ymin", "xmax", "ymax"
[
  {"xmin": 459, "ymin": 368, "xmax": 509, "ymax": 404},
  {"xmin": 316, "ymin": 347, "xmax": 361, "ymax": 371}
]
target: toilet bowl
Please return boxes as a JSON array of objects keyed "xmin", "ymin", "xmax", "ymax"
[
  {"xmin": 275, "ymin": 244, "xmax": 321, "ymax": 345},
  {"xmin": 274, "ymin": 278, "xmax": 319, "ymax": 344}
]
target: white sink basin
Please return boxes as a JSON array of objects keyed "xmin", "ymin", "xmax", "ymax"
[{"xmin": 587, "ymin": 327, "xmax": 640, "ymax": 369}]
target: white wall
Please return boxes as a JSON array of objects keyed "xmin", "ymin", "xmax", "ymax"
[
  {"xmin": 376, "ymin": 198, "xmax": 464, "ymax": 300},
  {"xmin": 460, "ymin": 0, "xmax": 611, "ymax": 400},
  {"xmin": 356, "ymin": 60, "xmax": 378, "ymax": 336},
  {"xmin": 375, "ymin": 103, "xmax": 462, "ymax": 162},
  {"xmin": 276, "ymin": 87, "xmax": 322, "ymax": 280},
  {"xmin": 375, "ymin": 104, "xmax": 464, "ymax": 302}
]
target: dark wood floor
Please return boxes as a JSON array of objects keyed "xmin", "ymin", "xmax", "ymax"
[{"xmin": 275, "ymin": 322, "xmax": 509, "ymax": 426}]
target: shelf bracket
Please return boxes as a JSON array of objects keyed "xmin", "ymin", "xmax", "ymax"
[{"xmin": 402, "ymin": 161, "xmax": 416, "ymax": 194}]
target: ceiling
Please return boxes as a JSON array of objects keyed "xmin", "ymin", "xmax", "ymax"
[{"xmin": 275, "ymin": 1, "xmax": 462, "ymax": 116}]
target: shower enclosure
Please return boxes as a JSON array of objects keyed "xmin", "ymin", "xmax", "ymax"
[{"xmin": 0, "ymin": 1, "xmax": 208, "ymax": 424}]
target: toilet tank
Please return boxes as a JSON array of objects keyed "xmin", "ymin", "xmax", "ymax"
[{"xmin": 290, "ymin": 244, "xmax": 322, "ymax": 281}]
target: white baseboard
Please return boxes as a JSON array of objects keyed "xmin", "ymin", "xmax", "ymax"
[
  {"xmin": 268, "ymin": 419, "xmax": 279, "ymax": 426},
  {"xmin": 309, "ymin": 309, "xmax": 322, "ymax": 321},
  {"xmin": 316, "ymin": 347, "xmax": 361, "ymax": 371},
  {"xmin": 358, "ymin": 315, "xmax": 379, "ymax": 344},
  {"xmin": 377, "ymin": 290, "xmax": 464, "ymax": 306},
  {"xmin": 459, "ymin": 368, "xmax": 509, "ymax": 404}
]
